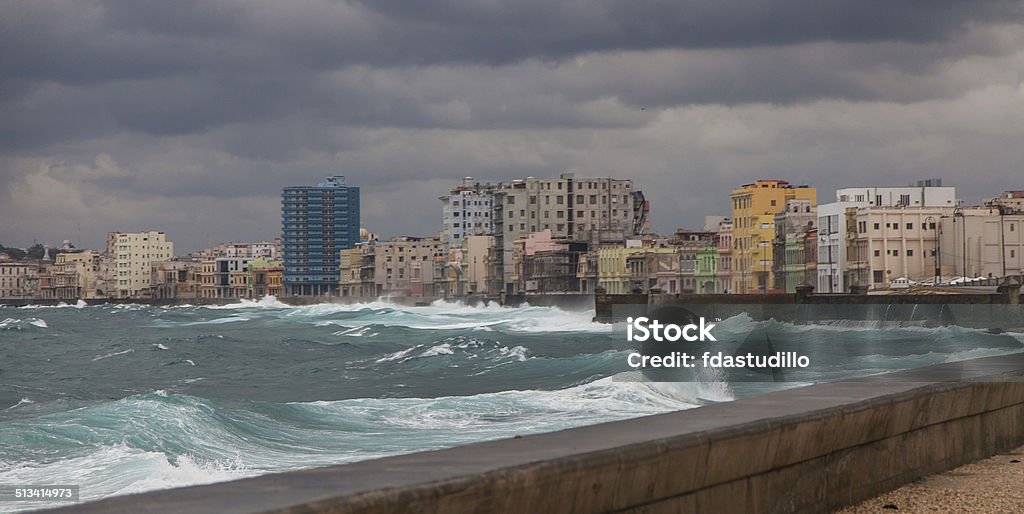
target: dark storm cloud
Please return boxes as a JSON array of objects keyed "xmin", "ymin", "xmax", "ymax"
[{"xmin": 2, "ymin": 0, "xmax": 1024, "ymax": 251}]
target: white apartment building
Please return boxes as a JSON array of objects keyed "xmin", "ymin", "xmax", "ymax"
[
  {"xmin": 440, "ymin": 177, "xmax": 496, "ymax": 247},
  {"xmin": 835, "ymin": 183, "xmax": 956, "ymax": 208},
  {"xmin": 940, "ymin": 207, "xmax": 1024, "ymax": 280},
  {"xmin": 816, "ymin": 202, "xmax": 865, "ymax": 293},
  {"xmin": 250, "ymin": 241, "xmax": 278, "ymax": 260},
  {"xmin": 112, "ymin": 231, "xmax": 174, "ymax": 298}
]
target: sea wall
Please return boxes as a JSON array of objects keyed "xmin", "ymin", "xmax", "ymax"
[
  {"xmin": 49, "ymin": 353, "xmax": 1024, "ymax": 514},
  {"xmin": 594, "ymin": 287, "xmax": 1024, "ymax": 322}
]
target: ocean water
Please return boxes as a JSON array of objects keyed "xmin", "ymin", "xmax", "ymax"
[{"xmin": 1, "ymin": 298, "xmax": 1022, "ymax": 512}]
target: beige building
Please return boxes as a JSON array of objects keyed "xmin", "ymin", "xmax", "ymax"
[
  {"xmin": 375, "ymin": 237, "xmax": 447, "ymax": 298},
  {"xmin": 940, "ymin": 207, "xmax": 1024, "ymax": 280},
  {"xmin": 852, "ymin": 206, "xmax": 953, "ymax": 288},
  {"xmin": 51, "ymin": 251, "xmax": 102, "ymax": 300},
  {"xmin": 198, "ymin": 257, "xmax": 249, "ymax": 299},
  {"xmin": 461, "ymin": 235, "xmax": 493, "ymax": 295},
  {"xmin": 112, "ymin": 231, "xmax": 174, "ymax": 298},
  {"xmin": 0, "ymin": 260, "xmax": 38, "ymax": 299},
  {"xmin": 597, "ymin": 245, "xmax": 679, "ymax": 295},
  {"xmin": 154, "ymin": 260, "xmax": 201, "ymax": 300}
]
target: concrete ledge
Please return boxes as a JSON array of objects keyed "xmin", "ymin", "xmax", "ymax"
[{"xmin": 48, "ymin": 354, "xmax": 1024, "ymax": 514}]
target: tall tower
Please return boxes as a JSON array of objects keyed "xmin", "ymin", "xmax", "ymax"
[{"xmin": 282, "ymin": 176, "xmax": 361, "ymax": 296}]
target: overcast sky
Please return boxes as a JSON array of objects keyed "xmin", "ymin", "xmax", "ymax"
[{"xmin": 3, "ymin": 1, "xmax": 1024, "ymax": 252}]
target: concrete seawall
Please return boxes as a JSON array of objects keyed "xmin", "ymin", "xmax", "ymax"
[{"xmin": 48, "ymin": 354, "xmax": 1024, "ymax": 514}]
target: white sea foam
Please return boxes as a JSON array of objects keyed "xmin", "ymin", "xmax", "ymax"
[
  {"xmin": 92, "ymin": 348, "xmax": 134, "ymax": 361},
  {"xmin": 0, "ymin": 317, "xmax": 48, "ymax": 330},
  {"xmin": 0, "ymin": 445, "xmax": 253, "ymax": 512},
  {"xmin": 204, "ymin": 296, "xmax": 290, "ymax": 310},
  {"xmin": 5, "ymin": 398, "xmax": 34, "ymax": 410}
]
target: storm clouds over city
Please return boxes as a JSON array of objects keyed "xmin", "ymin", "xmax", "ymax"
[{"xmin": 3, "ymin": 0, "xmax": 1024, "ymax": 251}]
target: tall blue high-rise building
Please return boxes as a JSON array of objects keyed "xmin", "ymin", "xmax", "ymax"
[{"xmin": 282, "ymin": 176, "xmax": 360, "ymax": 296}]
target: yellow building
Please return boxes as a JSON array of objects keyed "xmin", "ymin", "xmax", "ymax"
[{"xmin": 730, "ymin": 180, "xmax": 815, "ymax": 293}]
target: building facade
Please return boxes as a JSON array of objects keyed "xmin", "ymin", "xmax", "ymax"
[
  {"xmin": 730, "ymin": 180, "xmax": 816, "ymax": 293},
  {"xmin": 111, "ymin": 231, "xmax": 174, "ymax": 298},
  {"xmin": 818, "ymin": 183, "xmax": 957, "ymax": 292},
  {"xmin": 772, "ymin": 200, "xmax": 816, "ymax": 293},
  {"xmin": 491, "ymin": 174, "xmax": 648, "ymax": 294},
  {"xmin": 282, "ymin": 176, "xmax": 361, "ymax": 296},
  {"xmin": 854, "ymin": 206, "xmax": 952, "ymax": 288},
  {"xmin": 0, "ymin": 260, "xmax": 38, "ymax": 299},
  {"xmin": 941, "ymin": 207, "xmax": 1024, "ymax": 281},
  {"xmin": 440, "ymin": 177, "xmax": 496, "ymax": 247}
]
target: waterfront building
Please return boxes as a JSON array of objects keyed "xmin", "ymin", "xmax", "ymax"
[
  {"xmin": 853, "ymin": 206, "xmax": 953, "ymax": 288},
  {"xmin": 772, "ymin": 200, "xmax": 817, "ymax": 293},
  {"xmin": 716, "ymin": 219, "xmax": 733, "ymax": 294},
  {"xmin": 0, "ymin": 259, "xmax": 38, "ymax": 299},
  {"xmin": 461, "ymin": 235, "xmax": 493, "ymax": 296},
  {"xmin": 111, "ymin": 231, "xmax": 174, "ymax": 298},
  {"xmin": 440, "ymin": 177, "xmax": 497, "ymax": 247},
  {"xmin": 198, "ymin": 257, "xmax": 250, "ymax": 299},
  {"xmin": 153, "ymin": 259, "xmax": 201, "ymax": 300},
  {"xmin": 492, "ymin": 174, "xmax": 648, "ymax": 295},
  {"xmin": 51, "ymin": 250, "xmax": 102, "ymax": 300},
  {"xmin": 248, "ymin": 259, "xmax": 284, "ymax": 298},
  {"xmin": 671, "ymin": 229, "xmax": 716, "ymax": 294},
  {"xmin": 371, "ymin": 236, "xmax": 447, "ymax": 298},
  {"xmin": 818, "ymin": 182, "xmax": 956, "ymax": 292},
  {"xmin": 730, "ymin": 180, "xmax": 816, "ymax": 293},
  {"xmin": 597, "ymin": 245, "xmax": 679, "ymax": 295},
  {"xmin": 512, "ymin": 230, "xmax": 587, "ymax": 294},
  {"xmin": 282, "ymin": 176, "xmax": 361, "ymax": 296},
  {"xmin": 940, "ymin": 206, "xmax": 1024, "ymax": 281}
]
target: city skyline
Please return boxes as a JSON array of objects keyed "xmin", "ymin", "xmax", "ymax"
[
  {"xmin": 0, "ymin": 174, "xmax": 1018, "ymax": 255},
  {"xmin": 4, "ymin": 1, "xmax": 1024, "ymax": 252}
]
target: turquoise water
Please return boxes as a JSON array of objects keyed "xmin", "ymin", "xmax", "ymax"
[{"xmin": 0, "ymin": 298, "xmax": 1021, "ymax": 512}]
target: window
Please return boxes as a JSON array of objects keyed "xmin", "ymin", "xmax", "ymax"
[
  {"xmin": 892, "ymin": 250, "xmax": 899, "ymax": 257},
  {"xmin": 874, "ymin": 250, "xmax": 880, "ymax": 257},
  {"xmin": 873, "ymin": 270, "xmax": 884, "ymax": 283},
  {"xmin": 874, "ymin": 223, "xmax": 880, "ymax": 230},
  {"xmin": 771, "ymin": 200, "xmax": 777, "ymax": 207},
  {"xmin": 907, "ymin": 249, "xmax": 913, "ymax": 257},
  {"xmin": 906, "ymin": 223, "xmax": 912, "ymax": 229}
]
